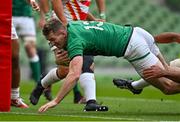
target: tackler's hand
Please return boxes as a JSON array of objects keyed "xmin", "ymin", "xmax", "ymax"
[{"xmin": 29, "ymin": 0, "xmax": 40, "ymax": 11}]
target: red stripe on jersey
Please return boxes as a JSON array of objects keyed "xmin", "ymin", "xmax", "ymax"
[
  {"xmin": 73, "ymin": 0, "xmax": 83, "ymax": 20},
  {"xmin": 74, "ymin": 0, "xmax": 90, "ymax": 20},
  {"xmin": 80, "ymin": 0, "xmax": 91, "ymax": 6},
  {"xmin": 66, "ymin": 2, "xmax": 78, "ymax": 20},
  {"xmin": 80, "ymin": 11, "xmax": 88, "ymax": 20}
]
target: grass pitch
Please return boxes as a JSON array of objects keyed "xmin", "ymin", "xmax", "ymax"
[{"xmin": 1, "ymin": 75, "xmax": 180, "ymax": 121}]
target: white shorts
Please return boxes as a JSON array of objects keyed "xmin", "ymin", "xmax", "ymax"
[
  {"xmin": 11, "ymin": 23, "xmax": 18, "ymax": 40},
  {"xmin": 134, "ymin": 27, "xmax": 160, "ymax": 56},
  {"xmin": 124, "ymin": 27, "xmax": 159, "ymax": 77},
  {"xmin": 12, "ymin": 16, "xmax": 36, "ymax": 41}
]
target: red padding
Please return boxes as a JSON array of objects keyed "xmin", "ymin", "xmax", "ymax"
[{"xmin": 0, "ymin": 0, "xmax": 11, "ymax": 112}]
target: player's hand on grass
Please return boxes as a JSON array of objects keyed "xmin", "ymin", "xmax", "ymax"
[
  {"xmin": 54, "ymin": 49, "xmax": 70, "ymax": 66},
  {"xmin": 38, "ymin": 99, "xmax": 58, "ymax": 113},
  {"xmin": 143, "ymin": 65, "xmax": 165, "ymax": 79},
  {"xmin": 29, "ymin": 0, "xmax": 40, "ymax": 11}
]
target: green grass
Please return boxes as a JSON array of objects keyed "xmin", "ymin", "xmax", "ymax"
[{"xmin": 1, "ymin": 75, "xmax": 180, "ymax": 121}]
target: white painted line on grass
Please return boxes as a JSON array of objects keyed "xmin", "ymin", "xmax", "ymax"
[
  {"xmin": 99, "ymin": 97, "xmax": 179, "ymax": 103},
  {"xmin": 0, "ymin": 111, "xmax": 145, "ymax": 121},
  {"xmin": 2, "ymin": 97, "xmax": 177, "ymax": 121}
]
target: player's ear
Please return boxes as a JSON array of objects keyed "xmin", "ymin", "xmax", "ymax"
[{"xmin": 61, "ymin": 30, "xmax": 67, "ymax": 37}]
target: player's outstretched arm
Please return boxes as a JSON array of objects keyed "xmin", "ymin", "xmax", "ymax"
[
  {"xmin": 95, "ymin": 0, "xmax": 106, "ymax": 20},
  {"xmin": 143, "ymin": 65, "xmax": 180, "ymax": 83},
  {"xmin": 39, "ymin": 0, "xmax": 50, "ymax": 13},
  {"xmin": 38, "ymin": 0, "xmax": 52, "ymax": 26},
  {"xmin": 156, "ymin": 52, "xmax": 168, "ymax": 69},
  {"xmin": 143, "ymin": 65, "xmax": 166, "ymax": 79},
  {"xmin": 51, "ymin": 0, "xmax": 68, "ymax": 26},
  {"xmin": 87, "ymin": 12, "xmax": 105, "ymax": 22},
  {"xmin": 164, "ymin": 66, "xmax": 180, "ymax": 83},
  {"xmin": 38, "ymin": 56, "xmax": 83, "ymax": 113},
  {"xmin": 154, "ymin": 32, "xmax": 180, "ymax": 43}
]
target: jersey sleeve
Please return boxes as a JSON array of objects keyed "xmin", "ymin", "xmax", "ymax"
[{"xmin": 67, "ymin": 39, "xmax": 84, "ymax": 60}]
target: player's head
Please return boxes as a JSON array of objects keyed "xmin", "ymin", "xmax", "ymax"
[{"xmin": 43, "ymin": 18, "xmax": 67, "ymax": 49}]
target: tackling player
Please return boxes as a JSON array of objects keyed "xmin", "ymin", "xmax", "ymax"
[{"xmin": 113, "ymin": 32, "xmax": 180, "ymax": 94}]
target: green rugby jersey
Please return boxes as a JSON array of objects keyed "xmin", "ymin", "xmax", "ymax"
[
  {"xmin": 66, "ymin": 21, "xmax": 133, "ymax": 59},
  {"xmin": 13, "ymin": 0, "xmax": 32, "ymax": 17}
]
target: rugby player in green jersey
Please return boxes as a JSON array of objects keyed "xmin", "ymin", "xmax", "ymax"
[{"xmin": 38, "ymin": 19, "xmax": 180, "ymax": 112}]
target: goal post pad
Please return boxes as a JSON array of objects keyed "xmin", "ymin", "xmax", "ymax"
[{"xmin": 0, "ymin": 0, "xmax": 11, "ymax": 112}]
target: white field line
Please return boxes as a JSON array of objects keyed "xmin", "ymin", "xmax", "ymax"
[
  {"xmin": 0, "ymin": 111, "xmax": 145, "ymax": 121},
  {"xmin": 99, "ymin": 96, "xmax": 179, "ymax": 103},
  {"xmin": 1, "ymin": 97, "xmax": 178, "ymax": 121}
]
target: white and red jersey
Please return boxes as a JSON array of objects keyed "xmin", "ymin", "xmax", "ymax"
[
  {"xmin": 62, "ymin": 0, "xmax": 91, "ymax": 21},
  {"xmin": 51, "ymin": 0, "xmax": 91, "ymax": 51}
]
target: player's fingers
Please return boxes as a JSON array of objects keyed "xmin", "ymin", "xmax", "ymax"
[
  {"xmin": 34, "ymin": 8, "xmax": 40, "ymax": 11},
  {"xmin": 63, "ymin": 58, "xmax": 70, "ymax": 62},
  {"xmin": 64, "ymin": 53, "xmax": 69, "ymax": 57},
  {"xmin": 56, "ymin": 52, "xmax": 65, "ymax": 58},
  {"xmin": 38, "ymin": 107, "xmax": 44, "ymax": 113},
  {"xmin": 145, "ymin": 72, "xmax": 157, "ymax": 79},
  {"xmin": 35, "ymin": 7, "xmax": 40, "ymax": 11},
  {"xmin": 59, "ymin": 51, "xmax": 68, "ymax": 57},
  {"xmin": 145, "ymin": 75, "xmax": 154, "ymax": 80},
  {"xmin": 60, "ymin": 50, "xmax": 67, "ymax": 54},
  {"xmin": 56, "ymin": 53, "xmax": 66, "ymax": 58},
  {"xmin": 41, "ymin": 106, "xmax": 48, "ymax": 113},
  {"xmin": 32, "ymin": 6, "xmax": 39, "ymax": 11},
  {"xmin": 60, "ymin": 54, "xmax": 69, "ymax": 60},
  {"xmin": 57, "ymin": 55, "xmax": 69, "ymax": 61},
  {"xmin": 143, "ymin": 67, "xmax": 154, "ymax": 72},
  {"xmin": 143, "ymin": 72, "xmax": 154, "ymax": 79},
  {"xmin": 42, "ymin": 106, "xmax": 49, "ymax": 112},
  {"xmin": 32, "ymin": 3, "xmax": 40, "ymax": 11},
  {"xmin": 39, "ymin": 104, "xmax": 48, "ymax": 113},
  {"xmin": 143, "ymin": 74, "xmax": 153, "ymax": 79},
  {"xmin": 143, "ymin": 70, "xmax": 153, "ymax": 76},
  {"xmin": 33, "ymin": 6, "xmax": 40, "ymax": 11},
  {"xmin": 150, "ymin": 65, "xmax": 158, "ymax": 70},
  {"xmin": 143, "ymin": 70, "xmax": 153, "ymax": 75},
  {"xmin": 38, "ymin": 106, "xmax": 45, "ymax": 112}
]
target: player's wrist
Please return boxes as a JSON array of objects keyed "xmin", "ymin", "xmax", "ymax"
[
  {"xmin": 99, "ymin": 12, "xmax": 106, "ymax": 20},
  {"xmin": 54, "ymin": 97, "xmax": 61, "ymax": 104},
  {"xmin": 45, "ymin": 11, "xmax": 52, "ymax": 21},
  {"xmin": 162, "ymin": 67, "xmax": 169, "ymax": 76}
]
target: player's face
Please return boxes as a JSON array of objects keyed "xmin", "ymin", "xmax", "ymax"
[{"xmin": 46, "ymin": 31, "xmax": 66, "ymax": 49}]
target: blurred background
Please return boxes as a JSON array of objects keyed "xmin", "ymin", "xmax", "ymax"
[{"xmin": 20, "ymin": 0, "xmax": 180, "ymax": 80}]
